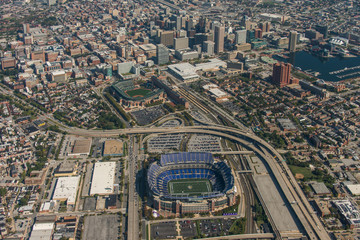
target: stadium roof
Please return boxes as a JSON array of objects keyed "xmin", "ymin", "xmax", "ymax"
[{"xmin": 90, "ymin": 162, "xmax": 116, "ymax": 195}]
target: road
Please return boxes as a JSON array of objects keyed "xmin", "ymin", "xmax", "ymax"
[
  {"xmin": 127, "ymin": 136, "xmax": 139, "ymax": 240},
  {"xmin": 6, "ymin": 81, "xmax": 330, "ymax": 239},
  {"xmin": 53, "ymin": 125, "xmax": 329, "ymax": 240}
]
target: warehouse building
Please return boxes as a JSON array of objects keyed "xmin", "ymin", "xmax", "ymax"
[
  {"xmin": 69, "ymin": 139, "xmax": 92, "ymax": 157},
  {"xmin": 90, "ymin": 162, "xmax": 116, "ymax": 196},
  {"xmin": 52, "ymin": 176, "xmax": 80, "ymax": 205}
]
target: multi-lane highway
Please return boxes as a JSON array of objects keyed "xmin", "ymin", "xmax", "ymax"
[
  {"xmin": 127, "ymin": 136, "xmax": 139, "ymax": 240},
  {"xmin": 53, "ymin": 124, "xmax": 330, "ymax": 240}
]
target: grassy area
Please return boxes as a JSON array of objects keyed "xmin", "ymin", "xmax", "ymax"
[
  {"xmin": 229, "ymin": 218, "xmax": 246, "ymax": 235},
  {"xmin": 288, "ymin": 165, "xmax": 314, "ymax": 179},
  {"xmin": 125, "ymin": 88, "xmax": 152, "ymax": 97},
  {"xmin": 168, "ymin": 179, "xmax": 211, "ymax": 196}
]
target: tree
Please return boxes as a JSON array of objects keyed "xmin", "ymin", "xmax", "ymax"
[{"xmin": 0, "ymin": 187, "xmax": 7, "ymax": 197}]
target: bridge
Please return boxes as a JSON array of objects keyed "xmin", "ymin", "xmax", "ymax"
[
  {"xmin": 54, "ymin": 123, "xmax": 330, "ymax": 240},
  {"xmin": 211, "ymin": 151, "xmax": 253, "ymax": 155}
]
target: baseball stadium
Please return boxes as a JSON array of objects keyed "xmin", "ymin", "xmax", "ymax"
[
  {"xmin": 147, "ymin": 152, "xmax": 236, "ymax": 215},
  {"xmin": 110, "ymin": 80, "xmax": 166, "ymax": 109}
]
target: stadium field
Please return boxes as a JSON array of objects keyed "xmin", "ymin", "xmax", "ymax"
[
  {"xmin": 168, "ymin": 179, "xmax": 212, "ymax": 196},
  {"xmin": 125, "ymin": 88, "xmax": 152, "ymax": 97}
]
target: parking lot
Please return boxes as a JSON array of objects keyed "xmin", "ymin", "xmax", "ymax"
[
  {"xmin": 83, "ymin": 197, "xmax": 96, "ymax": 211},
  {"xmin": 197, "ymin": 218, "xmax": 235, "ymax": 238},
  {"xmin": 151, "ymin": 221, "xmax": 177, "ymax": 239},
  {"xmin": 131, "ymin": 105, "xmax": 166, "ymax": 125},
  {"xmin": 147, "ymin": 134, "xmax": 184, "ymax": 153},
  {"xmin": 83, "ymin": 215, "xmax": 120, "ymax": 240},
  {"xmin": 179, "ymin": 220, "xmax": 197, "ymax": 239},
  {"xmin": 159, "ymin": 119, "xmax": 182, "ymax": 127},
  {"xmin": 187, "ymin": 134, "xmax": 222, "ymax": 152}
]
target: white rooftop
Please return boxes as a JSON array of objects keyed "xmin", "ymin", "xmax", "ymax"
[
  {"xmin": 29, "ymin": 222, "xmax": 54, "ymax": 240},
  {"xmin": 90, "ymin": 162, "xmax": 116, "ymax": 195},
  {"xmin": 346, "ymin": 184, "xmax": 360, "ymax": 196},
  {"xmin": 209, "ymin": 88, "xmax": 228, "ymax": 98},
  {"xmin": 52, "ymin": 176, "xmax": 80, "ymax": 204}
]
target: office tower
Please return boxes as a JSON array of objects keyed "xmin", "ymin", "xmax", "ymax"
[
  {"xmin": 150, "ymin": 21, "xmax": 155, "ymax": 30},
  {"xmin": 23, "ymin": 24, "xmax": 30, "ymax": 34},
  {"xmin": 254, "ymin": 28, "xmax": 262, "ymax": 39},
  {"xmin": 186, "ymin": 19, "xmax": 194, "ymax": 31},
  {"xmin": 202, "ymin": 41, "xmax": 215, "ymax": 55},
  {"xmin": 316, "ymin": 25, "xmax": 329, "ymax": 39},
  {"xmin": 289, "ymin": 31, "xmax": 297, "ymax": 52},
  {"xmin": 176, "ymin": 17, "xmax": 182, "ymax": 30},
  {"xmin": 247, "ymin": 30, "xmax": 255, "ymax": 43},
  {"xmin": 160, "ymin": 31, "xmax": 174, "ymax": 47},
  {"xmin": 177, "ymin": 30, "xmax": 187, "ymax": 38},
  {"xmin": 174, "ymin": 37, "xmax": 189, "ymax": 50},
  {"xmin": 265, "ymin": 22, "xmax": 271, "ymax": 32},
  {"xmin": 214, "ymin": 25, "xmax": 225, "ymax": 54},
  {"xmin": 272, "ymin": 63, "xmax": 292, "ymax": 87},
  {"xmin": 156, "ymin": 44, "xmax": 169, "ymax": 65},
  {"xmin": 235, "ymin": 30, "xmax": 247, "ymax": 44}
]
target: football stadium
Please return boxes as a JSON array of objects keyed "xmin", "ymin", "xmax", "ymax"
[
  {"xmin": 147, "ymin": 152, "xmax": 236, "ymax": 215},
  {"xmin": 110, "ymin": 80, "xmax": 166, "ymax": 109}
]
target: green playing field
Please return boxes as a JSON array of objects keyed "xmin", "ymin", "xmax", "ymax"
[
  {"xmin": 125, "ymin": 88, "xmax": 152, "ymax": 97},
  {"xmin": 168, "ymin": 179, "xmax": 212, "ymax": 196}
]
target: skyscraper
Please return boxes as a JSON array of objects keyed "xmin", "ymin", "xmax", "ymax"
[
  {"xmin": 272, "ymin": 63, "xmax": 292, "ymax": 87},
  {"xmin": 202, "ymin": 41, "xmax": 215, "ymax": 55},
  {"xmin": 289, "ymin": 31, "xmax": 297, "ymax": 52},
  {"xmin": 214, "ymin": 25, "xmax": 225, "ymax": 54},
  {"xmin": 156, "ymin": 44, "xmax": 169, "ymax": 65},
  {"xmin": 160, "ymin": 31, "xmax": 174, "ymax": 48},
  {"xmin": 235, "ymin": 30, "xmax": 247, "ymax": 44},
  {"xmin": 23, "ymin": 24, "xmax": 30, "ymax": 34}
]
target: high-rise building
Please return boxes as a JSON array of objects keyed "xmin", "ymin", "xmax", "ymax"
[
  {"xmin": 23, "ymin": 24, "xmax": 30, "ymax": 34},
  {"xmin": 202, "ymin": 41, "xmax": 215, "ymax": 55},
  {"xmin": 174, "ymin": 37, "xmax": 189, "ymax": 50},
  {"xmin": 254, "ymin": 28, "xmax": 262, "ymax": 39},
  {"xmin": 160, "ymin": 31, "xmax": 174, "ymax": 47},
  {"xmin": 214, "ymin": 25, "xmax": 225, "ymax": 54},
  {"xmin": 316, "ymin": 25, "xmax": 329, "ymax": 39},
  {"xmin": 272, "ymin": 63, "xmax": 292, "ymax": 87},
  {"xmin": 156, "ymin": 44, "xmax": 169, "ymax": 65},
  {"xmin": 176, "ymin": 17, "xmax": 182, "ymax": 30},
  {"xmin": 289, "ymin": 31, "xmax": 297, "ymax": 52},
  {"xmin": 235, "ymin": 30, "xmax": 247, "ymax": 44},
  {"xmin": 259, "ymin": 22, "xmax": 271, "ymax": 33}
]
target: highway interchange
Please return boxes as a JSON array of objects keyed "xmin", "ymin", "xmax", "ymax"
[
  {"xmin": 1, "ymin": 83, "xmax": 331, "ymax": 239},
  {"xmin": 54, "ymin": 121, "xmax": 330, "ymax": 240}
]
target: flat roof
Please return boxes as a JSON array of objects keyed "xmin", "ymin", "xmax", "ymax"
[
  {"xmin": 71, "ymin": 139, "xmax": 92, "ymax": 155},
  {"xmin": 90, "ymin": 162, "xmax": 116, "ymax": 195},
  {"xmin": 346, "ymin": 184, "xmax": 360, "ymax": 195},
  {"xmin": 139, "ymin": 43, "xmax": 157, "ymax": 51},
  {"xmin": 29, "ymin": 222, "xmax": 54, "ymax": 240},
  {"xmin": 52, "ymin": 176, "xmax": 80, "ymax": 204},
  {"xmin": 310, "ymin": 182, "xmax": 330, "ymax": 195},
  {"xmin": 103, "ymin": 140, "xmax": 123, "ymax": 156},
  {"xmin": 168, "ymin": 63, "xmax": 199, "ymax": 80},
  {"xmin": 209, "ymin": 88, "xmax": 228, "ymax": 98}
]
